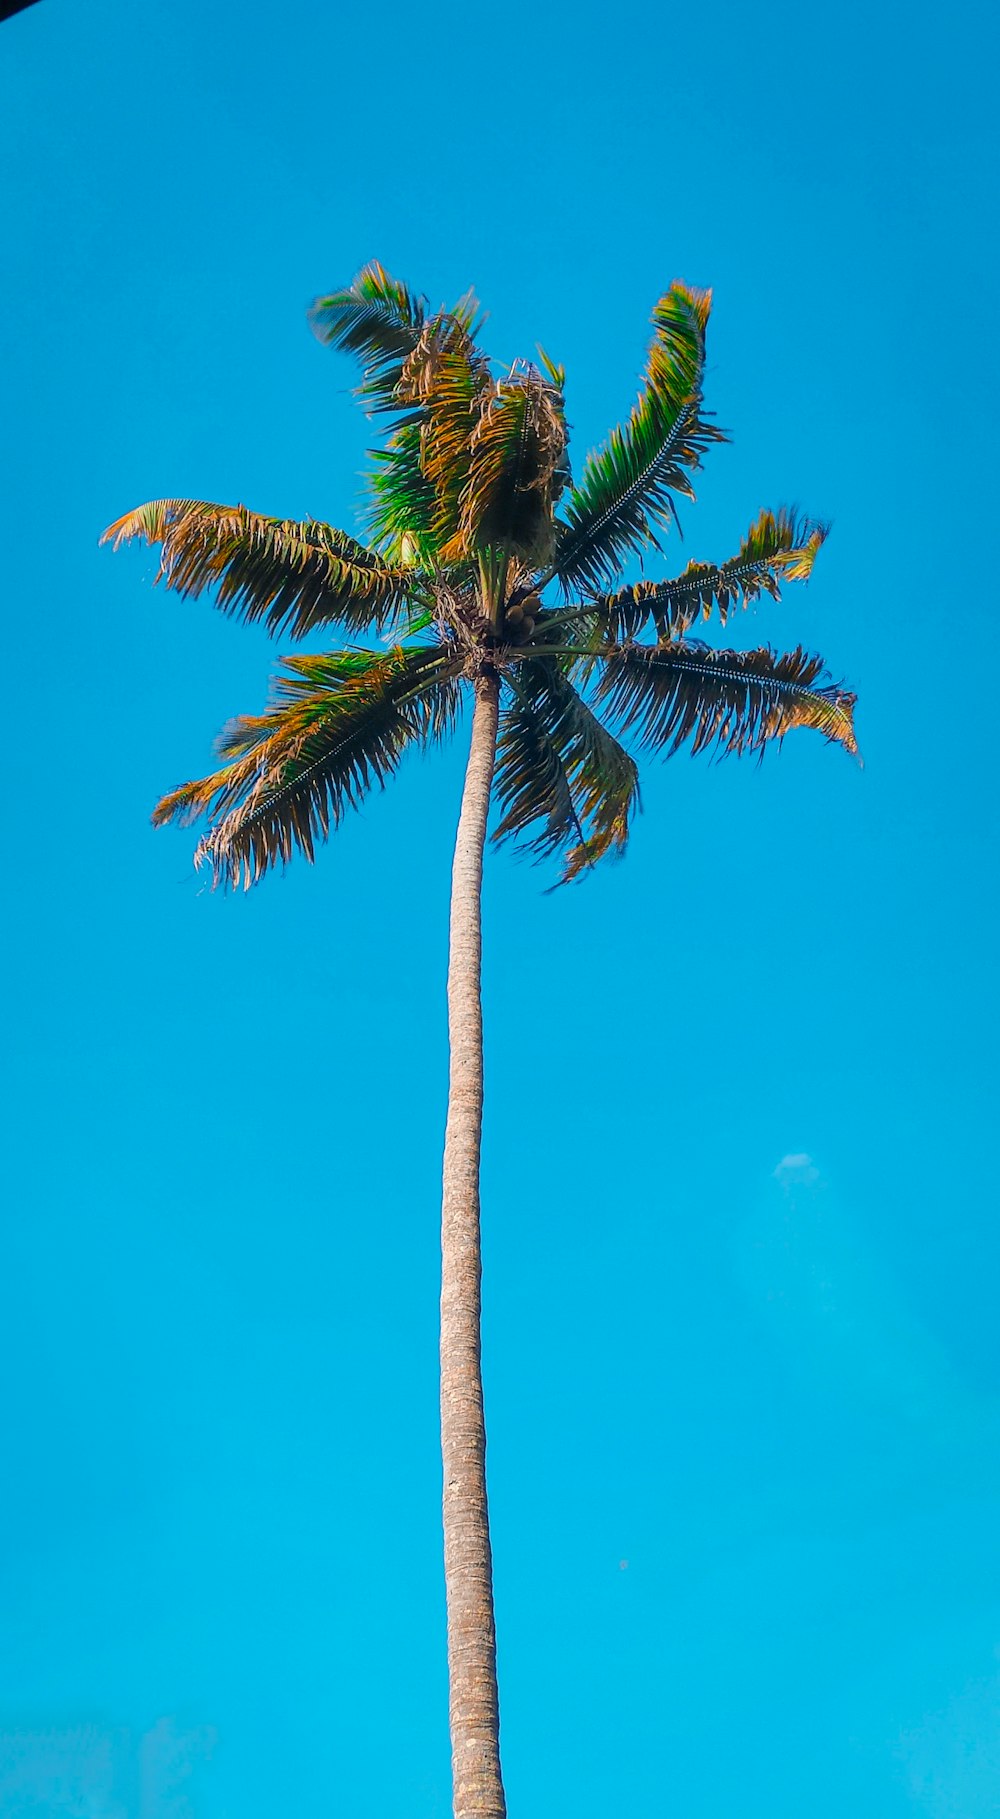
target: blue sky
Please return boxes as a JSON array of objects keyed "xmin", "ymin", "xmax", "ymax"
[{"xmin": 2, "ymin": 1, "xmax": 999, "ymax": 1815}]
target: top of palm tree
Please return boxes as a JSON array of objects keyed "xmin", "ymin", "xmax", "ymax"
[{"xmin": 103, "ymin": 262, "xmax": 857, "ymax": 889}]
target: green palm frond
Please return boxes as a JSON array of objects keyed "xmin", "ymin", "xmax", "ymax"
[
  {"xmin": 550, "ymin": 284, "xmax": 725, "ymax": 594},
  {"xmin": 493, "ymin": 659, "xmax": 640, "ymax": 882},
  {"xmin": 596, "ymin": 509, "xmax": 829, "ymax": 641},
  {"xmin": 308, "ymin": 262, "xmax": 428, "ymax": 412},
  {"xmin": 101, "ymin": 499, "xmax": 414, "ymax": 638},
  {"xmin": 446, "ymin": 366, "xmax": 569, "ymax": 567},
  {"xmin": 593, "ymin": 639, "xmax": 858, "ymax": 758},
  {"xmin": 153, "ymin": 644, "xmax": 464, "ymax": 888},
  {"xmin": 367, "ymin": 421, "xmax": 440, "ymax": 566},
  {"xmin": 535, "ymin": 345, "xmax": 566, "ymax": 390}
]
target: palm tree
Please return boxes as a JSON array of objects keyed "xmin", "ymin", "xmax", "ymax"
[{"xmin": 104, "ymin": 265, "xmax": 857, "ymax": 1819}]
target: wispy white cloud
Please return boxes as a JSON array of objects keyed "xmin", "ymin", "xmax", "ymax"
[{"xmin": 773, "ymin": 1152, "xmax": 820, "ymax": 1188}]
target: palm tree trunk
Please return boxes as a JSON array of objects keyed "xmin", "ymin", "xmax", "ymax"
[{"xmin": 440, "ymin": 668, "xmax": 506, "ymax": 1819}]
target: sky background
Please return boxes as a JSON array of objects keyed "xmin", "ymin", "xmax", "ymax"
[{"xmin": 2, "ymin": 1, "xmax": 999, "ymax": 1815}]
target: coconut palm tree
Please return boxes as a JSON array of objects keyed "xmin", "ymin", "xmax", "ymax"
[{"xmin": 103, "ymin": 264, "xmax": 857, "ymax": 1819}]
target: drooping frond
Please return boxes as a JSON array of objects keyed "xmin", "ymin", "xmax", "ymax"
[
  {"xmin": 493, "ymin": 658, "xmax": 640, "ymax": 882},
  {"xmin": 596, "ymin": 509, "xmax": 829, "ymax": 641},
  {"xmin": 396, "ymin": 311, "xmax": 493, "ymax": 552},
  {"xmin": 308, "ymin": 262, "xmax": 427, "ymax": 412},
  {"xmin": 153, "ymin": 644, "xmax": 464, "ymax": 888},
  {"xmin": 445, "ymin": 366, "xmax": 569, "ymax": 566},
  {"xmin": 551, "ymin": 284, "xmax": 725, "ymax": 594},
  {"xmin": 593, "ymin": 640, "xmax": 858, "ymax": 758},
  {"xmin": 101, "ymin": 500, "xmax": 414, "ymax": 638}
]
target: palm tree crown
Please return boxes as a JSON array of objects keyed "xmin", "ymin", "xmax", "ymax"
[{"xmin": 104, "ymin": 262, "xmax": 857, "ymax": 885}]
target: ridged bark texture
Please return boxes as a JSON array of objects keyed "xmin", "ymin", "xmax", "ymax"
[{"xmin": 440, "ymin": 670, "xmax": 506, "ymax": 1819}]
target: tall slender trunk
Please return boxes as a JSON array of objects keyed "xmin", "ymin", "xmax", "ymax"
[{"xmin": 440, "ymin": 669, "xmax": 506, "ymax": 1819}]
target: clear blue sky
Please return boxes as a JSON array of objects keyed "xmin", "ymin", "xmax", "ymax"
[{"xmin": 2, "ymin": 2, "xmax": 999, "ymax": 1815}]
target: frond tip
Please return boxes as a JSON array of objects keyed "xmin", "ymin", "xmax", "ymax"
[
  {"xmin": 551, "ymin": 283, "xmax": 725, "ymax": 593},
  {"xmin": 153, "ymin": 645, "xmax": 463, "ymax": 888},
  {"xmin": 101, "ymin": 499, "xmax": 413, "ymax": 638},
  {"xmin": 308, "ymin": 262, "xmax": 427, "ymax": 412},
  {"xmin": 597, "ymin": 508, "xmax": 829, "ymax": 641},
  {"xmin": 594, "ymin": 640, "xmax": 858, "ymax": 760}
]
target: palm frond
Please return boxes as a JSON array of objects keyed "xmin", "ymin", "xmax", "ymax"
[
  {"xmin": 153, "ymin": 645, "xmax": 464, "ymax": 888},
  {"xmin": 551, "ymin": 284, "xmax": 725, "ymax": 594},
  {"xmin": 535, "ymin": 345, "xmax": 566, "ymax": 391},
  {"xmin": 443, "ymin": 366, "xmax": 569, "ymax": 566},
  {"xmin": 308, "ymin": 262, "xmax": 427, "ymax": 412},
  {"xmin": 102, "ymin": 499, "xmax": 414, "ymax": 638},
  {"xmin": 366, "ymin": 420, "xmax": 441, "ymax": 566},
  {"xmin": 593, "ymin": 639, "xmax": 858, "ymax": 758},
  {"xmin": 596, "ymin": 509, "xmax": 828, "ymax": 641},
  {"xmin": 396, "ymin": 312, "xmax": 493, "ymax": 551},
  {"xmin": 493, "ymin": 659, "xmax": 640, "ymax": 882}
]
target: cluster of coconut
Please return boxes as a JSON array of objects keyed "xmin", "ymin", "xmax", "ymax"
[{"xmin": 503, "ymin": 590, "xmax": 541, "ymax": 643}]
